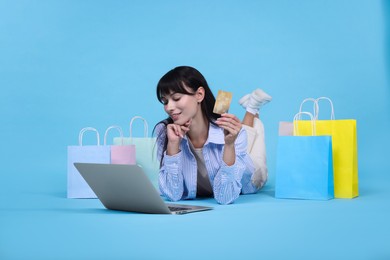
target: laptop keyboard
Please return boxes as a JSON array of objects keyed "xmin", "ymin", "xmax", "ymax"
[{"xmin": 168, "ymin": 206, "xmax": 190, "ymax": 212}]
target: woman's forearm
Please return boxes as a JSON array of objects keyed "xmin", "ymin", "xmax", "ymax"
[{"xmin": 223, "ymin": 143, "xmax": 236, "ymax": 166}]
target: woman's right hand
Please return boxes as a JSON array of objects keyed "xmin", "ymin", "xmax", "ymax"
[{"xmin": 166, "ymin": 120, "xmax": 191, "ymax": 155}]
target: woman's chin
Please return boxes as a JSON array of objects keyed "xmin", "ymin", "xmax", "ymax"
[{"xmin": 173, "ymin": 118, "xmax": 189, "ymax": 126}]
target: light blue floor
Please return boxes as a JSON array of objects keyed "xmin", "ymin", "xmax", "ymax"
[{"xmin": 1, "ymin": 164, "xmax": 389, "ymax": 260}]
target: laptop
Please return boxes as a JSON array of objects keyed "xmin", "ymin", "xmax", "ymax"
[{"xmin": 73, "ymin": 162, "xmax": 213, "ymax": 215}]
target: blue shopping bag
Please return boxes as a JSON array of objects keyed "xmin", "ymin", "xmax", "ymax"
[{"xmin": 275, "ymin": 112, "xmax": 334, "ymax": 200}]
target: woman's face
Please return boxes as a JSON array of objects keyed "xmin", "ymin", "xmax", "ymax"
[{"xmin": 162, "ymin": 92, "xmax": 199, "ymax": 125}]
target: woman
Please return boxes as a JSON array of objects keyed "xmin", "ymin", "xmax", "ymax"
[{"xmin": 154, "ymin": 66, "xmax": 271, "ymax": 204}]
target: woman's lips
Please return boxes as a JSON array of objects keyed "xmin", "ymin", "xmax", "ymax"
[{"xmin": 171, "ymin": 112, "xmax": 181, "ymax": 121}]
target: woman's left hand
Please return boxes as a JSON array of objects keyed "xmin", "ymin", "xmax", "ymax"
[{"xmin": 215, "ymin": 113, "xmax": 242, "ymax": 146}]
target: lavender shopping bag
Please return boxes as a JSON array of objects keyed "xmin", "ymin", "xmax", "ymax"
[
  {"xmin": 67, "ymin": 127, "xmax": 110, "ymax": 198},
  {"xmin": 278, "ymin": 98, "xmax": 318, "ymax": 136},
  {"xmin": 104, "ymin": 126, "xmax": 136, "ymax": 165}
]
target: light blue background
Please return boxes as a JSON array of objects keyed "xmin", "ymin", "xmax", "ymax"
[{"xmin": 1, "ymin": 1, "xmax": 389, "ymax": 259}]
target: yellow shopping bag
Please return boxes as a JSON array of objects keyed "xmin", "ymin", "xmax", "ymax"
[{"xmin": 294, "ymin": 97, "xmax": 358, "ymax": 198}]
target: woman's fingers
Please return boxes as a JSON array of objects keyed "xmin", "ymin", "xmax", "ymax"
[
  {"xmin": 180, "ymin": 119, "xmax": 191, "ymax": 135},
  {"xmin": 221, "ymin": 124, "xmax": 239, "ymax": 138},
  {"xmin": 168, "ymin": 123, "xmax": 191, "ymax": 139},
  {"xmin": 167, "ymin": 124, "xmax": 182, "ymax": 138},
  {"xmin": 215, "ymin": 114, "xmax": 242, "ymax": 145},
  {"xmin": 216, "ymin": 113, "xmax": 242, "ymax": 132},
  {"xmin": 181, "ymin": 125, "xmax": 190, "ymax": 135},
  {"xmin": 184, "ymin": 118, "xmax": 192, "ymax": 127}
]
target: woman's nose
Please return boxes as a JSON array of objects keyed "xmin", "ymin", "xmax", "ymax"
[{"xmin": 165, "ymin": 100, "xmax": 174, "ymax": 111}]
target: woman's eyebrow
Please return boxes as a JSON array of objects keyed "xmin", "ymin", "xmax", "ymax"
[
  {"xmin": 160, "ymin": 94, "xmax": 170, "ymax": 99},
  {"xmin": 163, "ymin": 92, "xmax": 180, "ymax": 98}
]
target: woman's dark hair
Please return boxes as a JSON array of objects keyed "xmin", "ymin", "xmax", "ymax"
[
  {"xmin": 153, "ymin": 66, "xmax": 220, "ymax": 163},
  {"xmin": 156, "ymin": 66, "xmax": 219, "ymax": 124}
]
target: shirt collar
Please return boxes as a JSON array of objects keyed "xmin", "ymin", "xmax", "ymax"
[
  {"xmin": 183, "ymin": 122, "xmax": 225, "ymax": 146},
  {"xmin": 206, "ymin": 122, "xmax": 225, "ymax": 145}
]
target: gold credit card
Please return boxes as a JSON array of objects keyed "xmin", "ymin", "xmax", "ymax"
[{"xmin": 213, "ymin": 90, "xmax": 233, "ymax": 114}]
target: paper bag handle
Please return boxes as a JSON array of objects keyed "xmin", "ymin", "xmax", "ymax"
[
  {"xmin": 315, "ymin": 97, "xmax": 335, "ymax": 120},
  {"xmin": 298, "ymin": 98, "xmax": 319, "ymax": 119},
  {"xmin": 79, "ymin": 127, "xmax": 100, "ymax": 146},
  {"xmin": 129, "ymin": 116, "xmax": 148, "ymax": 138},
  {"xmin": 104, "ymin": 125, "xmax": 124, "ymax": 145},
  {"xmin": 293, "ymin": 112, "xmax": 316, "ymax": 136}
]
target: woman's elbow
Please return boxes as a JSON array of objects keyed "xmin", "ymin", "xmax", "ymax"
[
  {"xmin": 159, "ymin": 185, "xmax": 183, "ymax": 202},
  {"xmin": 214, "ymin": 190, "xmax": 239, "ymax": 205}
]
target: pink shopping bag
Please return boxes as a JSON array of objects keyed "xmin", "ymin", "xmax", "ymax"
[{"xmin": 104, "ymin": 125, "xmax": 136, "ymax": 165}]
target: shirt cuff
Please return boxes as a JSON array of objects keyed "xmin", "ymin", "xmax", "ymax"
[
  {"xmin": 163, "ymin": 150, "xmax": 182, "ymax": 170},
  {"xmin": 219, "ymin": 160, "xmax": 242, "ymax": 182}
]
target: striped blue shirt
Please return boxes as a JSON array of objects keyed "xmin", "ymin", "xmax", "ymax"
[{"xmin": 155, "ymin": 122, "xmax": 258, "ymax": 205}]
